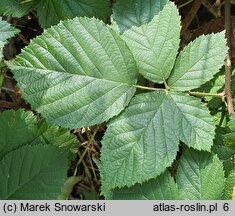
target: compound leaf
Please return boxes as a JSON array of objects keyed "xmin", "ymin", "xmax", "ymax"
[
  {"xmin": 168, "ymin": 32, "xmax": 227, "ymax": 91},
  {"xmin": 113, "ymin": 0, "xmax": 168, "ymax": 33},
  {"xmin": 122, "ymin": 2, "xmax": 180, "ymax": 83},
  {"xmin": 0, "ymin": 145, "xmax": 67, "ymax": 199},
  {"xmin": 8, "ymin": 17, "xmax": 137, "ymax": 129},
  {"xmin": 0, "ymin": 17, "xmax": 19, "ymax": 60},
  {"xmin": 108, "ymin": 171, "xmax": 179, "ymax": 200},
  {"xmin": 176, "ymin": 149, "xmax": 225, "ymax": 200},
  {"xmin": 100, "ymin": 91, "xmax": 215, "ymax": 191}
]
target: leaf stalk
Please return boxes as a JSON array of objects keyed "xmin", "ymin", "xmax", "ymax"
[
  {"xmin": 133, "ymin": 84, "xmax": 166, "ymax": 92},
  {"xmin": 189, "ymin": 91, "xmax": 225, "ymax": 98}
]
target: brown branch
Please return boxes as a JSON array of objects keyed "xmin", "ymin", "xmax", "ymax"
[
  {"xmin": 0, "ymin": 100, "xmax": 29, "ymax": 109},
  {"xmin": 202, "ymin": 0, "xmax": 221, "ymax": 17},
  {"xmin": 182, "ymin": 0, "xmax": 202, "ymax": 33},
  {"xmin": 215, "ymin": 0, "xmax": 222, "ymax": 17},
  {"xmin": 225, "ymin": 0, "xmax": 234, "ymax": 116}
]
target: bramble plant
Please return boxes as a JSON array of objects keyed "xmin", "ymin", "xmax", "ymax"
[{"xmin": 0, "ymin": 0, "xmax": 234, "ymax": 200}]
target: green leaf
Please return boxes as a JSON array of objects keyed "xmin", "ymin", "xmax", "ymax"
[
  {"xmin": 212, "ymin": 123, "xmax": 234, "ymax": 177},
  {"xmin": 227, "ymin": 114, "xmax": 235, "ymax": 131},
  {"xmin": 31, "ymin": 122, "xmax": 77, "ymax": 148},
  {"xmin": 224, "ymin": 114, "xmax": 235, "ymax": 151},
  {"xmin": 100, "ymin": 91, "xmax": 214, "ymax": 190},
  {"xmin": 58, "ymin": 176, "xmax": 82, "ymax": 200},
  {"xmin": 0, "ymin": 0, "xmax": 112, "ymax": 29},
  {"xmin": 0, "ymin": 145, "xmax": 68, "ymax": 199},
  {"xmin": 168, "ymin": 32, "xmax": 227, "ymax": 91},
  {"xmin": 195, "ymin": 70, "xmax": 225, "ymax": 109},
  {"xmin": 198, "ymin": 71, "xmax": 225, "ymax": 95},
  {"xmin": 0, "ymin": 109, "xmax": 76, "ymax": 160},
  {"xmin": 0, "ymin": 0, "xmax": 35, "ymax": 18},
  {"xmin": 113, "ymin": 0, "xmax": 168, "ymax": 33},
  {"xmin": 122, "ymin": 2, "xmax": 180, "ymax": 83},
  {"xmin": 212, "ymin": 122, "xmax": 234, "ymax": 162},
  {"xmin": 222, "ymin": 172, "xmax": 234, "ymax": 200},
  {"xmin": 212, "ymin": 144, "xmax": 234, "ymax": 161},
  {"xmin": 7, "ymin": 17, "xmax": 137, "ymax": 129},
  {"xmin": 212, "ymin": 110, "xmax": 229, "ymax": 128},
  {"xmin": 232, "ymin": 69, "xmax": 235, "ymax": 107},
  {"xmin": 108, "ymin": 171, "xmax": 179, "ymax": 200},
  {"xmin": 100, "ymin": 91, "xmax": 178, "ymax": 189},
  {"xmin": 0, "ymin": 109, "xmax": 39, "ymax": 160},
  {"xmin": 176, "ymin": 149, "xmax": 225, "ymax": 200},
  {"xmin": 0, "ymin": 72, "xmax": 4, "ymax": 88},
  {"xmin": 0, "ymin": 17, "xmax": 19, "ymax": 60},
  {"xmin": 170, "ymin": 92, "xmax": 215, "ymax": 151},
  {"xmin": 35, "ymin": 0, "xmax": 112, "ymax": 28}
]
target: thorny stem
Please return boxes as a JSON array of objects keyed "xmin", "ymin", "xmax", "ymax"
[
  {"xmin": 225, "ymin": 0, "xmax": 234, "ymax": 116},
  {"xmin": 73, "ymin": 126, "xmax": 99, "ymax": 176}
]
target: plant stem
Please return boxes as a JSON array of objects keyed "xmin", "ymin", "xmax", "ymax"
[
  {"xmin": 178, "ymin": 0, "xmax": 194, "ymax": 8},
  {"xmin": 73, "ymin": 126, "xmax": 99, "ymax": 176},
  {"xmin": 224, "ymin": 0, "xmax": 234, "ymax": 116},
  {"xmin": 20, "ymin": 0, "xmax": 33, "ymax": 3},
  {"xmin": 202, "ymin": 0, "xmax": 221, "ymax": 17},
  {"xmin": 189, "ymin": 91, "xmax": 225, "ymax": 98},
  {"xmin": 181, "ymin": 0, "xmax": 202, "ymax": 33},
  {"xmin": 133, "ymin": 84, "xmax": 165, "ymax": 91},
  {"xmin": 88, "ymin": 151, "xmax": 98, "ymax": 181},
  {"xmin": 134, "ymin": 84, "xmax": 226, "ymax": 99},
  {"xmin": 163, "ymin": 80, "xmax": 170, "ymax": 91}
]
